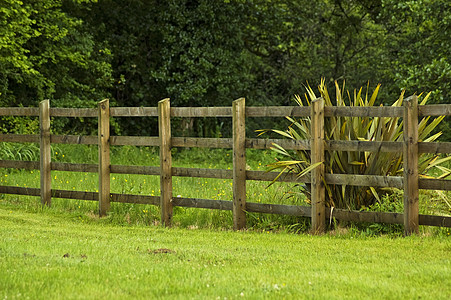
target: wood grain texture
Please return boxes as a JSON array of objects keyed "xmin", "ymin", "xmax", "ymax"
[
  {"xmin": 52, "ymin": 189, "xmax": 97, "ymax": 201},
  {"xmin": 110, "ymin": 107, "xmax": 158, "ymax": 117},
  {"xmin": 246, "ymin": 202, "xmax": 311, "ymax": 217},
  {"xmin": 246, "ymin": 106, "xmax": 310, "ymax": 117},
  {"xmin": 172, "ymin": 137, "xmax": 232, "ymax": 148},
  {"xmin": 39, "ymin": 100, "xmax": 51, "ymax": 206},
  {"xmin": 326, "ymin": 208, "xmax": 404, "ymax": 224},
  {"xmin": 246, "ymin": 170, "xmax": 309, "ymax": 183},
  {"xmin": 325, "ymin": 174, "xmax": 403, "ymax": 189},
  {"xmin": 172, "ymin": 197, "xmax": 233, "ymax": 210},
  {"xmin": 171, "ymin": 107, "xmax": 231, "ymax": 117},
  {"xmin": 418, "ymin": 214, "xmax": 451, "ymax": 227},
  {"xmin": 418, "ymin": 142, "xmax": 451, "ymax": 154},
  {"xmin": 98, "ymin": 99, "xmax": 111, "ymax": 216},
  {"xmin": 110, "ymin": 193, "xmax": 159, "ymax": 205},
  {"xmin": 51, "ymin": 135, "xmax": 98, "ymax": 145},
  {"xmin": 310, "ymin": 98, "xmax": 325, "ymax": 234},
  {"xmin": 0, "ymin": 186, "xmax": 40, "ymax": 196},
  {"xmin": 326, "ymin": 140, "xmax": 402, "ymax": 152},
  {"xmin": 52, "ymin": 162, "xmax": 98, "ymax": 173},
  {"xmin": 232, "ymin": 98, "xmax": 246, "ymax": 230},
  {"xmin": 110, "ymin": 165, "xmax": 160, "ymax": 175},
  {"xmin": 5, "ymin": 104, "xmax": 449, "ymax": 119},
  {"xmin": 50, "ymin": 108, "xmax": 97, "ymax": 117},
  {"xmin": 419, "ymin": 178, "xmax": 451, "ymax": 191},
  {"xmin": 0, "ymin": 160, "xmax": 39, "ymax": 170},
  {"xmin": 403, "ymin": 95, "xmax": 419, "ymax": 235},
  {"xmin": 324, "ymin": 106, "xmax": 404, "ymax": 117},
  {"xmin": 246, "ymin": 138, "xmax": 310, "ymax": 150},
  {"xmin": 0, "ymin": 134, "xmax": 39, "ymax": 143},
  {"xmin": 173, "ymin": 167, "xmax": 232, "ymax": 179},
  {"xmin": 110, "ymin": 136, "xmax": 159, "ymax": 146},
  {"xmin": 158, "ymin": 98, "xmax": 173, "ymax": 226},
  {"xmin": 0, "ymin": 107, "xmax": 39, "ymax": 116},
  {"xmin": 418, "ymin": 104, "xmax": 451, "ymax": 117}
]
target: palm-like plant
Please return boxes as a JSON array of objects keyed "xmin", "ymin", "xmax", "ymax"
[{"xmin": 262, "ymin": 79, "xmax": 451, "ymax": 210}]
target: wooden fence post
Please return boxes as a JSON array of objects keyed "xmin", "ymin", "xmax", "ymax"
[
  {"xmin": 39, "ymin": 100, "xmax": 51, "ymax": 206},
  {"xmin": 98, "ymin": 99, "xmax": 110, "ymax": 216},
  {"xmin": 232, "ymin": 97, "xmax": 246, "ymax": 230},
  {"xmin": 159, "ymin": 98, "xmax": 173, "ymax": 226},
  {"xmin": 311, "ymin": 97, "xmax": 325, "ymax": 234},
  {"xmin": 403, "ymin": 95, "xmax": 419, "ymax": 235}
]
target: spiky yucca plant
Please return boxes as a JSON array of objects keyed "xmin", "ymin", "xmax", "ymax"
[{"xmin": 262, "ymin": 79, "xmax": 451, "ymax": 210}]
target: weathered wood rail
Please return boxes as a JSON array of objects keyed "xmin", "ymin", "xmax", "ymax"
[{"xmin": 1, "ymin": 98, "xmax": 451, "ymax": 234}]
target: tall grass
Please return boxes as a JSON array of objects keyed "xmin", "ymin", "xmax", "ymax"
[
  {"xmin": 1, "ymin": 144, "xmax": 311, "ymax": 230},
  {"xmin": 1, "ymin": 144, "xmax": 450, "ymax": 235}
]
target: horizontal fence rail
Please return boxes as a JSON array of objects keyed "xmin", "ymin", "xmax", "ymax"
[
  {"xmin": 3, "ymin": 134, "xmax": 451, "ymax": 154},
  {"xmin": 1, "ymin": 99, "xmax": 451, "ymax": 234},
  {"xmin": 2, "ymin": 103, "xmax": 451, "ymax": 118},
  {"xmin": 2, "ymin": 159, "xmax": 449, "ymax": 191}
]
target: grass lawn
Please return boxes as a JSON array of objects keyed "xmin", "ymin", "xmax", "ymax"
[{"xmin": 1, "ymin": 205, "xmax": 451, "ymax": 299}]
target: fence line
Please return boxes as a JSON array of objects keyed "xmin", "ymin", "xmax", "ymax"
[
  {"xmin": 1, "ymin": 98, "xmax": 451, "ymax": 234},
  {"xmin": 2, "ymin": 104, "xmax": 450, "ymax": 118},
  {"xmin": 3, "ymin": 134, "xmax": 451, "ymax": 154}
]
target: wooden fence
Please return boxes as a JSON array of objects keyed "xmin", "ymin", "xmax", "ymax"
[{"xmin": 1, "ymin": 97, "xmax": 451, "ymax": 235}]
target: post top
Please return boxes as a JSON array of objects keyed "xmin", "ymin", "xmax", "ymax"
[
  {"xmin": 404, "ymin": 95, "xmax": 418, "ymax": 102},
  {"xmin": 311, "ymin": 97, "xmax": 324, "ymax": 103},
  {"xmin": 158, "ymin": 98, "xmax": 170, "ymax": 104}
]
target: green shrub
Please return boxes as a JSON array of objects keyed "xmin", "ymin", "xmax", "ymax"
[
  {"xmin": 0, "ymin": 116, "xmax": 39, "ymax": 135},
  {"xmin": 262, "ymin": 79, "xmax": 451, "ymax": 210}
]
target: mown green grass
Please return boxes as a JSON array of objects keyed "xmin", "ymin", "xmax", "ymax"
[
  {"xmin": 0, "ymin": 205, "xmax": 451, "ymax": 299},
  {"xmin": 1, "ymin": 206, "xmax": 451, "ymax": 299}
]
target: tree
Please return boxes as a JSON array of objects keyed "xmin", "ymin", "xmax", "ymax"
[
  {"xmin": 2, "ymin": 1, "xmax": 449, "ymax": 139},
  {"xmin": 242, "ymin": 1, "xmax": 390, "ymax": 103},
  {"xmin": 375, "ymin": 0, "xmax": 451, "ymax": 104},
  {"xmin": 0, "ymin": 0, "xmax": 112, "ymax": 133},
  {"xmin": 372, "ymin": 0, "xmax": 451, "ymax": 140},
  {"xmin": 82, "ymin": 0, "xmax": 255, "ymax": 135}
]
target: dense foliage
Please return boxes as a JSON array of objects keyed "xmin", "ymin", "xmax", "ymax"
[
  {"xmin": 1, "ymin": 0, "xmax": 450, "ymax": 138},
  {"xmin": 263, "ymin": 80, "xmax": 451, "ymax": 210},
  {"xmin": 0, "ymin": 0, "xmax": 111, "ymax": 108}
]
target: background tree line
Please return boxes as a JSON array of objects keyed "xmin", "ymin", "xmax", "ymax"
[{"xmin": 1, "ymin": 0, "xmax": 450, "ymax": 139}]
